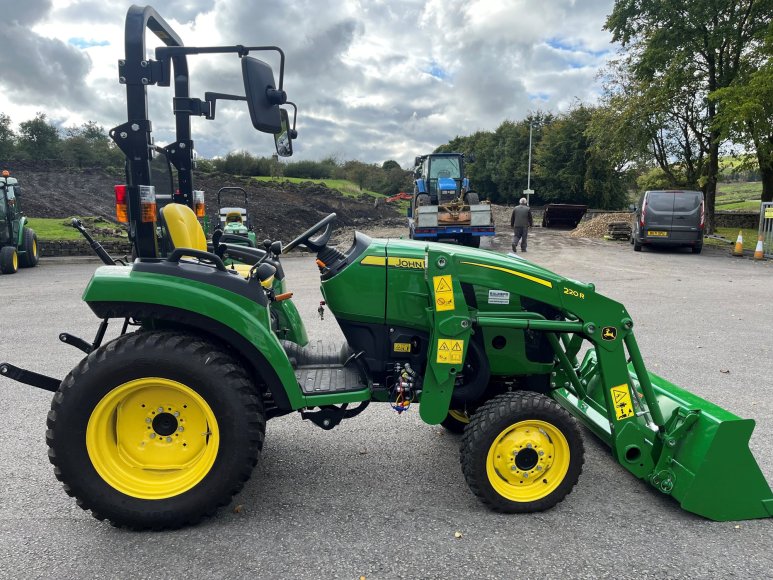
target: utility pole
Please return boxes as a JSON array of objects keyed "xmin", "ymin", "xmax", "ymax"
[{"xmin": 523, "ymin": 123, "xmax": 534, "ymax": 206}]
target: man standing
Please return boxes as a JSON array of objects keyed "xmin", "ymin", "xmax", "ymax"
[{"xmin": 510, "ymin": 197, "xmax": 533, "ymax": 252}]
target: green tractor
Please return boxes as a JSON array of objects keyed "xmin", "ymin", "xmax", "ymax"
[
  {"xmin": 0, "ymin": 170, "xmax": 39, "ymax": 274},
  {"xmin": 216, "ymin": 187, "xmax": 257, "ymax": 247},
  {"xmin": 1, "ymin": 5, "xmax": 772, "ymax": 530}
]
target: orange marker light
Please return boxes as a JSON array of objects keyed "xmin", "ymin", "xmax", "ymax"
[{"xmin": 114, "ymin": 185, "xmax": 129, "ymax": 223}]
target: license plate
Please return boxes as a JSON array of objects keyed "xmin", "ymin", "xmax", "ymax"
[{"xmin": 648, "ymin": 230, "xmax": 668, "ymax": 237}]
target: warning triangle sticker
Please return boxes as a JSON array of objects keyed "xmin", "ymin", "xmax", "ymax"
[
  {"xmin": 439, "ymin": 343, "xmax": 450, "ymax": 350},
  {"xmin": 451, "ymin": 343, "xmax": 462, "ymax": 351},
  {"xmin": 435, "ymin": 278, "xmax": 452, "ymax": 292},
  {"xmin": 613, "ymin": 389, "xmax": 627, "ymax": 403}
]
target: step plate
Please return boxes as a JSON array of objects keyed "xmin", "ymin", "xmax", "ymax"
[{"xmin": 296, "ymin": 365, "xmax": 365, "ymax": 395}]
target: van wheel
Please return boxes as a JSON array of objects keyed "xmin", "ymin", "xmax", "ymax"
[
  {"xmin": 633, "ymin": 238, "xmax": 642, "ymax": 252},
  {"xmin": 692, "ymin": 244, "xmax": 702, "ymax": 254}
]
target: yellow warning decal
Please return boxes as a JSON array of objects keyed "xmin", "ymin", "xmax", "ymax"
[
  {"xmin": 610, "ymin": 384, "xmax": 634, "ymax": 420},
  {"xmin": 387, "ymin": 256, "xmax": 425, "ymax": 269},
  {"xmin": 360, "ymin": 255, "xmax": 386, "ymax": 266},
  {"xmin": 393, "ymin": 342, "xmax": 411, "ymax": 353},
  {"xmin": 433, "ymin": 275, "xmax": 455, "ymax": 311},
  {"xmin": 766, "ymin": 208, "xmax": 773, "ymax": 219},
  {"xmin": 437, "ymin": 339, "xmax": 464, "ymax": 364}
]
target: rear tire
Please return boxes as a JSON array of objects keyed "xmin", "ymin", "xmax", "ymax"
[
  {"xmin": 461, "ymin": 392, "xmax": 584, "ymax": 513},
  {"xmin": 633, "ymin": 238, "xmax": 642, "ymax": 252},
  {"xmin": 692, "ymin": 244, "xmax": 702, "ymax": 254},
  {"xmin": 20, "ymin": 227, "xmax": 39, "ymax": 267},
  {"xmin": 464, "ymin": 192, "xmax": 480, "ymax": 205},
  {"xmin": 416, "ymin": 193, "xmax": 430, "ymax": 206},
  {"xmin": 47, "ymin": 330, "xmax": 265, "ymax": 530},
  {"xmin": 465, "ymin": 235, "xmax": 481, "ymax": 248},
  {"xmin": 0, "ymin": 246, "xmax": 18, "ymax": 274}
]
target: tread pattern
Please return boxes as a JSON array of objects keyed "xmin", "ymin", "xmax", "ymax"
[
  {"xmin": 460, "ymin": 391, "xmax": 584, "ymax": 513},
  {"xmin": 46, "ymin": 330, "xmax": 265, "ymax": 530}
]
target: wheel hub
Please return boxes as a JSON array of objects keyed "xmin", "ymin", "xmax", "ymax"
[
  {"xmin": 486, "ymin": 420, "xmax": 571, "ymax": 502},
  {"xmin": 152, "ymin": 412, "xmax": 178, "ymax": 436}
]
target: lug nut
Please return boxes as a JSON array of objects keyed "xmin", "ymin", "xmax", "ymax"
[
  {"xmin": 157, "ymin": 407, "xmax": 164, "ymax": 413},
  {"xmin": 174, "ymin": 412, "xmax": 180, "ymax": 417},
  {"xmin": 149, "ymin": 433, "xmax": 156, "ymax": 439},
  {"xmin": 178, "ymin": 427, "xmax": 184, "ymax": 432},
  {"xmin": 145, "ymin": 418, "xmax": 151, "ymax": 423},
  {"xmin": 166, "ymin": 437, "xmax": 172, "ymax": 443}
]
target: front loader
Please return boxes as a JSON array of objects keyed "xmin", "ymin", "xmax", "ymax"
[{"xmin": 1, "ymin": 4, "xmax": 771, "ymax": 530}]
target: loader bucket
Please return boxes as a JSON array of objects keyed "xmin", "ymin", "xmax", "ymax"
[
  {"xmin": 640, "ymin": 370, "xmax": 773, "ymax": 521},
  {"xmin": 554, "ymin": 351, "xmax": 773, "ymax": 521}
]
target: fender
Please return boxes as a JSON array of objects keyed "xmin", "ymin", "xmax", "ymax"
[{"xmin": 82, "ymin": 264, "xmax": 303, "ymax": 411}]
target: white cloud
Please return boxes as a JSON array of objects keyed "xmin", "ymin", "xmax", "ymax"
[{"xmin": 0, "ymin": 0, "xmax": 617, "ymax": 167}]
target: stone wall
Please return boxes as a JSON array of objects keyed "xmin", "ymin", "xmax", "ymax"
[
  {"xmin": 714, "ymin": 211, "xmax": 760, "ymax": 229},
  {"xmin": 40, "ymin": 239, "xmax": 132, "ymax": 258}
]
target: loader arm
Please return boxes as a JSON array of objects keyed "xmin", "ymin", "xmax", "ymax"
[{"xmin": 421, "ymin": 246, "xmax": 773, "ymax": 521}]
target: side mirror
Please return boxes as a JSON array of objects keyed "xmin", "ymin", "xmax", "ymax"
[
  {"xmin": 242, "ymin": 56, "xmax": 284, "ymax": 133},
  {"xmin": 414, "ymin": 156, "xmax": 422, "ymax": 167},
  {"xmin": 274, "ymin": 108, "xmax": 293, "ymax": 157},
  {"xmin": 466, "ymin": 153, "xmax": 476, "ymax": 163},
  {"xmin": 629, "ymin": 204, "xmax": 636, "ymax": 212}
]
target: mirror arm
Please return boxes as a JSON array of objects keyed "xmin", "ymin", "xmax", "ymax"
[
  {"xmin": 202, "ymin": 92, "xmax": 248, "ymax": 120},
  {"xmin": 157, "ymin": 45, "xmax": 285, "ymax": 89},
  {"xmin": 286, "ymin": 101, "xmax": 298, "ymax": 137}
]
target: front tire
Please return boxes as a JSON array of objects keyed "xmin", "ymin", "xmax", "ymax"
[
  {"xmin": 20, "ymin": 227, "xmax": 39, "ymax": 267},
  {"xmin": 0, "ymin": 246, "xmax": 18, "ymax": 274},
  {"xmin": 47, "ymin": 330, "xmax": 265, "ymax": 530},
  {"xmin": 461, "ymin": 392, "xmax": 584, "ymax": 513}
]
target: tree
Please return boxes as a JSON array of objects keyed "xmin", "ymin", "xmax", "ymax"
[
  {"xmin": 605, "ymin": 0, "xmax": 773, "ymax": 231},
  {"xmin": 535, "ymin": 105, "xmax": 628, "ymax": 209},
  {"xmin": 0, "ymin": 113, "xmax": 15, "ymax": 160},
  {"xmin": 17, "ymin": 113, "xmax": 60, "ymax": 160},
  {"xmin": 712, "ymin": 26, "xmax": 773, "ymax": 203}
]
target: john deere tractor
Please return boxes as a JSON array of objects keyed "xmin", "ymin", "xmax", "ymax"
[
  {"xmin": 0, "ymin": 170, "xmax": 39, "ymax": 274},
  {"xmin": 1, "ymin": 5, "xmax": 772, "ymax": 530}
]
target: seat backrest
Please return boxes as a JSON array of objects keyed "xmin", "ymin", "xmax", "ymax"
[{"xmin": 161, "ymin": 203, "xmax": 207, "ymax": 251}]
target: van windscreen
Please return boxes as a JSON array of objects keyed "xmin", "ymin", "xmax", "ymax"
[
  {"xmin": 673, "ymin": 192, "xmax": 703, "ymax": 212},
  {"xmin": 647, "ymin": 191, "xmax": 674, "ymax": 211}
]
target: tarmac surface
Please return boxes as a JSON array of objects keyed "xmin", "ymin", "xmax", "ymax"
[{"xmin": 1, "ymin": 227, "xmax": 772, "ymax": 579}]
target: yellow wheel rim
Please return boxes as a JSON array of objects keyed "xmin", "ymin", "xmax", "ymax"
[
  {"xmin": 32, "ymin": 238, "xmax": 37, "ymax": 259},
  {"xmin": 86, "ymin": 377, "xmax": 219, "ymax": 500},
  {"xmin": 486, "ymin": 420, "xmax": 570, "ymax": 503},
  {"xmin": 12, "ymin": 250, "xmax": 17, "ymax": 271},
  {"xmin": 448, "ymin": 409, "xmax": 470, "ymax": 424}
]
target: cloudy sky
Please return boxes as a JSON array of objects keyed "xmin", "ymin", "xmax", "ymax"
[{"xmin": 0, "ymin": 0, "xmax": 617, "ymax": 167}]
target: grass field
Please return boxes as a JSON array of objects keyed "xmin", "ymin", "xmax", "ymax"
[
  {"xmin": 26, "ymin": 218, "xmax": 123, "ymax": 241},
  {"xmin": 716, "ymin": 181, "xmax": 763, "ymax": 211},
  {"xmin": 704, "ymin": 227, "xmax": 762, "ymax": 251},
  {"xmin": 252, "ymin": 176, "xmax": 384, "ymax": 199}
]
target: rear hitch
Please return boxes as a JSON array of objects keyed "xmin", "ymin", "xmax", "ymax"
[{"xmin": 0, "ymin": 363, "xmax": 61, "ymax": 392}]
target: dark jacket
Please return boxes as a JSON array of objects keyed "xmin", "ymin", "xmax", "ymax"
[{"xmin": 510, "ymin": 205, "xmax": 533, "ymax": 228}]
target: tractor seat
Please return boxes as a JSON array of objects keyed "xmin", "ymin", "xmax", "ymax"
[{"xmin": 161, "ymin": 203, "xmax": 252, "ymax": 278}]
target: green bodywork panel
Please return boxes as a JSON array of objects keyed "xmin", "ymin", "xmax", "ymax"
[
  {"xmin": 82, "ymin": 265, "xmax": 304, "ymax": 410},
  {"xmin": 271, "ymin": 276, "xmax": 308, "ymax": 346}
]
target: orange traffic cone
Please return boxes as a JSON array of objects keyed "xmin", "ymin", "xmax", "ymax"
[
  {"xmin": 732, "ymin": 230, "xmax": 744, "ymax": 256},
  {"xmin": 754, "ymin": 235, "xmax": 765, "ymax": 260}
]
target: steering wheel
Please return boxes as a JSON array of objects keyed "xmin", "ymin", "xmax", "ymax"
[{"xmin": 282, "ymin": 213, "xmax": 337, "ymax": 254}]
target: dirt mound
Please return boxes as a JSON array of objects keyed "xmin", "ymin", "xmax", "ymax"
[
  {"xmin": 10, "ymin": 165, "xmax": 402, "ymax": 241},
  {"xmin": 570, "ymin": 213, "xmax": 634, "ymax": 239}
]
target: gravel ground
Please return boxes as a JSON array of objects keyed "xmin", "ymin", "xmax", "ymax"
[{"xmin": 0, "ymin": 228, "xmax": 771, "ymax": 579}]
